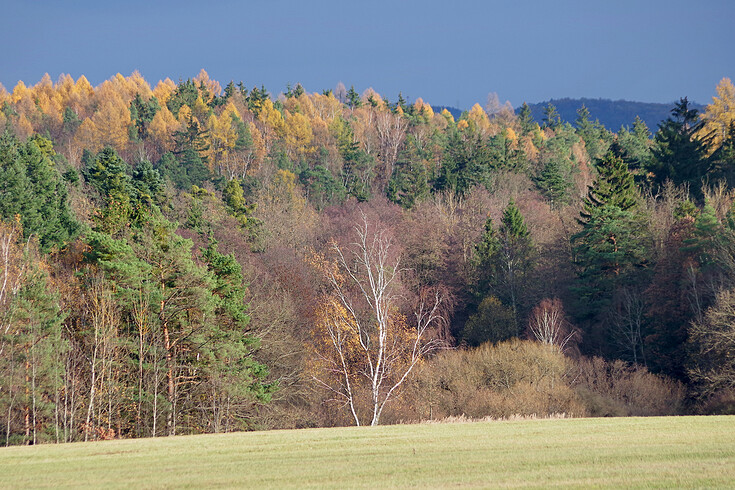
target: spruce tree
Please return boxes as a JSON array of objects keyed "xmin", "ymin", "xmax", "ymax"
[
  {"xmin": 542, "ymin": 103, "xmax": 561, "ymax": 129},
  {"xmin": 647, "ymin": 97, "xmax": 709, "ymax": 196},
  {"xmin": 535, "ymin": 158, "xmax": 571, "ymax": 208},
  {"xmin": 517, "ymin": 102, "xmax": 535, "ymax": 134},
  {"xmin": 580, "ymin": 150, "xmax": 637, "ymax": 222}
]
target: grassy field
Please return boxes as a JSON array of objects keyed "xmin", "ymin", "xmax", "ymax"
[{"xmin": 1, "ymin": 416, "xmax": 734, "ymax": 488}]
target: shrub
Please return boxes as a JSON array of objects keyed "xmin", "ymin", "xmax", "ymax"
[
  {"xmin": 571, "ymin": 357, "xmax": 685, "ymax": 416},
  {"xmin": 392, "ymin": 339, "xmax": 585, "ymax": 422}
]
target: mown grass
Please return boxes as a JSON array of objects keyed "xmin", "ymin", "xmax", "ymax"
[{"xmin": 1, "ymin": 416, "xmax": 734, "ymax": 488}]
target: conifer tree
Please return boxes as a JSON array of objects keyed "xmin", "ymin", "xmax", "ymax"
[
  {"xmin": 517, "ymin": 102, "xmax": 535, "ymax": 134},
  {"xmin": 542, "ymin": 103, "xmax": 561, "ymax": 129},
  {"xmin": 647, "ymin": 97, "xmax": 709, "ymax": 196},
  {"xmin": 535, "ymin": 158, "xmax": 571, "ymax": 208},
  {"xmin": 471, "ymin": 201, "xmax": 534, "ymax": 337},
  {"xmin": 0, "ymin": 132, "xmax": 77, "ymax": 252},
  {"xmin": 580, "ymin": 150, "xmax": 637, "ymax": 222}
]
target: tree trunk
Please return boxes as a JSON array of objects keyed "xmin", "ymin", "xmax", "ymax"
[{"xmin": 163, "ymin": 318, "xmax": 175, "ymax": 436}]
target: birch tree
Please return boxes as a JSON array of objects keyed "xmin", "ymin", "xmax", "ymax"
[{"xmin": 311, "ymin": 214, "xmax": 444, "ymax": 426}]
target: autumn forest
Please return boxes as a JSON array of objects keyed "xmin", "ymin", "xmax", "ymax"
[{"xmin": 1, "ymin": 71, "xmax": 735, "ymax": 445}]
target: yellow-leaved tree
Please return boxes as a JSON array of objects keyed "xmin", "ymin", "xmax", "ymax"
[
  {"xmin": 148, "ymin": 105, "xmax": 180, "ymax": 155},
  {"xmin": 206, "ymin": 106, "xmax": 238, "ymax": 175},
  {"xmin": 467, "ymin": 103, "xmax": 491, "ymax": 137},
  {"xmin": 153, "ymin": 78, "xmax": 177, "ymax": 106},
  {"xmin": 284, "ymin": 111, "xmax": 313, "ymax": 159},
  {"xmin": 700, "ymin": 77, "xmax": 735, "ymax": 149}
]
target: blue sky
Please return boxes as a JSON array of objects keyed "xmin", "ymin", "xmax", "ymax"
[{"xmin": 1, "ymin": 0, "xmax": 733, "ymax": 109}]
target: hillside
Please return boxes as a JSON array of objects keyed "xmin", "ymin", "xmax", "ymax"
[
  {"xmin": 1, "ymin": 417, "xmax": 734, "ymax": 488},
  {"xmin": 519, "ymin": 97, "xmax": 706, "ymax": 131}
]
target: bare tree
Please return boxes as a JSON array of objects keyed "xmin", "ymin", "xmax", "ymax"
[
  {"xmin": 612, "ymin": 288, "xmax": 647, "ymax": 365},
  {"xmin": 312, "ymin": 214, "xmax": 445, "ymax": 426},
  {"xmin": 527, "ymin": 298, "xmax": 578, "ymax": 353},
  {"xmin": 375, "ymin": 111, "xmax": 408, "ymax": 183}
]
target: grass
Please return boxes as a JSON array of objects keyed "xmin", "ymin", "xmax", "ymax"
[{"xmin": 1, "ymin": 416, "xmax": 734, "ymax": 488}]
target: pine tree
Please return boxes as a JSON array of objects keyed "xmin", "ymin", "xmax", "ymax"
[
  {"xmin": 0, "ymin": 132, "xmax": 78, "ymax": 252},
  {"xmin": 575, "ymin": 105, "xmax": 611, "ymax": 161}
]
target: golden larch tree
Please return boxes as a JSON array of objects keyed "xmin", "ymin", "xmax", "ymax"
[
  {"xmin": 700, "ymin": 77, "xmax": 735, "ymax": 149},
  {"xmin": 153, "ymin": 78, "xmax": 177, "ymax": 106}
]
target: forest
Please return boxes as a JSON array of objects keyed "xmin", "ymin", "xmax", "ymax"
[{"xmin": 1, "ymin": 71, "xmax": 734, "ymax": 445}]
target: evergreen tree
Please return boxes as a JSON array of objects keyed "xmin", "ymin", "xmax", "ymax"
[
  {"xmin": 571, "ymin": 204, "xmax": 650, "ymax": 356},
  {"xmin": 166, "ymin": 79, "xmax": 200, "ymax": 118},
  {"xmin": 487, "ymin": 131, "xmax": 527, "ymax": 172},
  {"xmin": 498, "ymin": 200, "xmax": 534, "ymax": 332},
  {"xmin": 647, "ymin": 97, "xmax": 709, "ymax": 196},
  {"xmin": 580, "ymin": 150, "xmax": 638, "ymax": 222},
  {"xmin": 436, "ymin": 125, "xmax": 492, "ymax": 196},
  {"xmin": 387, "ymin": 141, "xmax": 430, "ymax": 209},
  {"xmin": 542, "ymin": 103, "xmax": 562, "ymax": 129},
  {"xmin": 129, "ymin": 94, "xmax": 160, "ymax": 140},
  {"xmin": 0, "ymin": 245, "xmax": 67, "ymax": 445},
  {"xmin": 535, "ymin": 158, "xmax": 571, "ymax": 207},
  {"xmin": 299, "ymin": 164, "xmax": 346, "ymax": 210},
  {"xmin": 346, "ymin": 86, "xmax": 361, "ymax": 109},
  {"xmin": 575, "ymin": 105, "xmax": 611, "ymax": 161},
  {"xmin": 708, "ymin": 122, "xmax": 735, "ymax": 187},
  {"xmin": 0, "ymin": 132, "xmax": 78, "ymax": 252},
  {"xmin": 471, "ymin": 201, "xmax": 534, "ymax": 336},
  {"xmin": 517, "ymin": 102, "xmax": 535, "ymax": 134},
  {"xmin": 614, "ymin": 116, "xmax": 652, "ymax": 179}
]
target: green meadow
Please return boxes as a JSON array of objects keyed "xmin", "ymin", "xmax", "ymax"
[{"xmin": 1, "ymin": 416, "xmax": 734, "ymax": 488}]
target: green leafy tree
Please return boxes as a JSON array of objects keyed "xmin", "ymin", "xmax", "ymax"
[
  {"xmin": 460, "ymin": 296, "xmax": 516, "ymax": 346},
  {"xmin": 346, "ymin": 85, "xmax": 361, "ymax": 109},
  {"xmin": 199, "ymin": 240, "xmax": 273, "ymax": 430},
  {"xmin": 299, "ymin": 164, "xmax": 346, "ymax": 209},
  {"xmin": 84, "ymin": 147, "xmax": 136, "ymax": 235},
  {"xmin": 166, "ymin": 79, "xmax": 200, "ymax": 118},
  {"xmin": 0, "ymin": 244, "xmax": 67, "ymax": 445},
  {"xmin": 535, "ymin": 158, "xmax": 571, "ymax": 207}
]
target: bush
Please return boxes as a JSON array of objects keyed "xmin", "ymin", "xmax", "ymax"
[
  {"xmin": 390, "ymin": 339, "xmax": 586, "ymax": 422},
  {"xmin": 571, "ymin": 357, "xmax": 685, "ymax": 416}
]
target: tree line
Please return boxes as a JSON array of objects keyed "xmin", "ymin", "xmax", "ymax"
[{"xmin": 1, "ymin": 72, "xmax": 735, "ymax": 444}]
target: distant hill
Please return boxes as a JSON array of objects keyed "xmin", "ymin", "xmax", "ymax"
[
  {"xmin": 431, "ymin": 105, "xmax": 463, "ymax": 120},
  {"xmin": 517, "ymin": 98, "xmax": 705, "ymax": 132}
]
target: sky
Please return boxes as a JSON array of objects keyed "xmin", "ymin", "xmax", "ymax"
[{"xmin": 1, "ymin": 0, "xmax": 733, "ymax": 110}]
